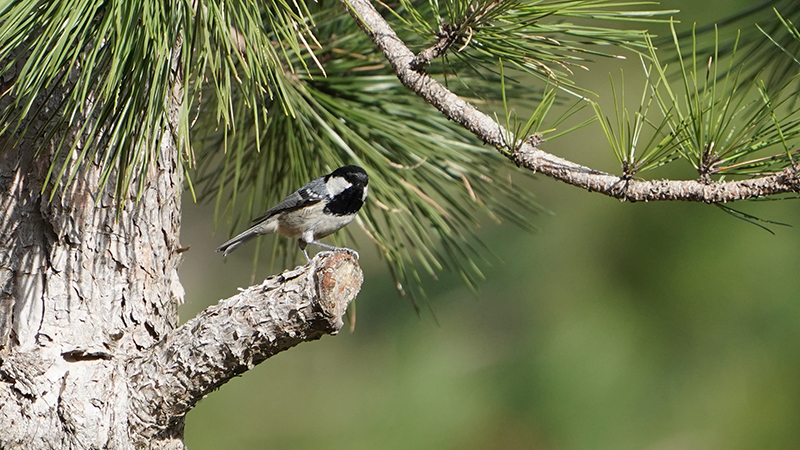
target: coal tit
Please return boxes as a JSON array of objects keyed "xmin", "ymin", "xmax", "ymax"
[{"xmin": 216, "ymin": 165, "xmax": 369, "ymax": 261}]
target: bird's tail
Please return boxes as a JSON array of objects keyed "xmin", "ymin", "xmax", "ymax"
[{"xmin": 216, "ymin": 227, "xmax": 260, "ymax": 257}]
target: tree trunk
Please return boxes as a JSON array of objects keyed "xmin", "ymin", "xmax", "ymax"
[
  {"xmin": 0, "ymin": 49, "xmax": 362, "ymax": 450},
  {"xmin": 0, "ymin": 48, "xmax": 187, "ymax": 446}
]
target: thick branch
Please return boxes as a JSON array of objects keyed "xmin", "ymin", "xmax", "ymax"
[
  {"xmin": 126, "ymin": 251, "xmax": 363, "ymax": 439},
  {"xmin": 342, "ymin": 0, "xmax": 800, "ymax": 202}
]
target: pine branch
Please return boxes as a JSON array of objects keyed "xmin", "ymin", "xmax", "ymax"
[
  {"xmin": 341, "ymin": 0, "xmax": 800, "ymax": 202},
  {"xmin": 126, "ymin": 251, "xmax": 362, "ymax": 439}
]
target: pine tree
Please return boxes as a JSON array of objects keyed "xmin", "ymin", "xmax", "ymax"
[{"xmin": 0, "ymin": 0, "xmax": 798, "ymax": 447}]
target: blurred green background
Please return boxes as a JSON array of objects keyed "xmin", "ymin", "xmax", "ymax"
[{"xmin": 180, "ymin": 0, "xmax": 800, "ymax": 448}]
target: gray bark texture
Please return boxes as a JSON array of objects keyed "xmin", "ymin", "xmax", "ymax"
[{"xmin": 0, "ymin": 52, "xmax": 363, "ymax": 449}]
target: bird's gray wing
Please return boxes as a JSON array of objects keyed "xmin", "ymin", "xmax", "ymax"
[{"xmin": 251, "ymin": 177, "xmax": 327, "ymax": 223}]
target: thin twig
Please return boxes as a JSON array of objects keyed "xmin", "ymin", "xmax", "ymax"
[{"xmin": 409, "ymin": 24, "xmax": 462, "ymax": 70}]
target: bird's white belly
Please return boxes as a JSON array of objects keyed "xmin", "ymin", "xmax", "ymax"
[{"xmin": 276, "ymin": 202, "xmax": 355, "ymax": 240}]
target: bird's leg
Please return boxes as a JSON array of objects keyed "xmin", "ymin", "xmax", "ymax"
[
  {"xmin": 307, "ymin": 240, "xmax": 360, "ymax": 260},
  {"xmin": 298, "ymin": 239, "xmax": 310, "ymax": 263}
]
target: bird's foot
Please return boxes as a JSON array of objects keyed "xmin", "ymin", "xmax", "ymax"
[
  {"xmin": 315, "ymin": 247, "xmax": 359, "ymax": 260},
  {"xmin": 339, "ymin": 247, "xmax": 360, "ymax": 260},
  {"xmin": 306, "ymin": 240, "xmax": 359, "ymax": 260}
]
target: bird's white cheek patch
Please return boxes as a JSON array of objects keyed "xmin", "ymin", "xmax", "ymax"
[
  {"xmin": 325, "ymin": 177, "xmax": 352, "ymax": 196},
  {"xmin": 362, "ymin": 185, "xmax": 368, "ymax": 201}
]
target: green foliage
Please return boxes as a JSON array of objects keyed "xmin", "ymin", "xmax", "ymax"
[
  {"xmin": 387, "ymin": 0, "xmax": 675, "ymax": 92},
  {"xmin": 759, "ymin": 10, "xmax": 800, "ymax": 64},
  {"xmin": 669, "ymin": 0, "xmax": 800, "ymax": 94},
  {"xmin": 592, "ymin": 64, "xmax": 682, "ymax": 175},
  {"xmin": 496, "ymin": 58, "xmax": 593, "ymax": 154},
  {"xmin": 594, "ymin": 22, "xmax": 800, "ymax": 178},
  {"xmin": 0, "ymin": 0, "xmax": 315, "ymax": 200}
]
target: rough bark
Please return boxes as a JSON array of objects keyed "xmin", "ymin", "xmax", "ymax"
[
  {"xmin": 127, "ymin": 252, "xmax": 363, "ymax": 441},
  {"xmin": 0, "ymin": 53, "xmax": 186, "ymax": 447},
  {"xmin": 341, "ymin": 0, "xmax": 800, "ymax": 202}
]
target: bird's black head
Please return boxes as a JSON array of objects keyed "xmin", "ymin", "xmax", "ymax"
[
  {"xmin": 330, "ymin": 165, "xmax": 368, "ymax": 187},
  {"xmin": 323, "ymin": 165, "xmax": 369, "ymax": 217}
]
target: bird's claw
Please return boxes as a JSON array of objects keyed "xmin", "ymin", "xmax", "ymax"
[
  {"xmin": 340, "ymin": 247, "xmax": 360, "ymax": 260},
  {"xmin": 315, "ymin": 250, "xmax": 333, "ymax": 259},
  {"xmin": 315, "ymin": 248, "xmax": 360, "ymax": 260}
]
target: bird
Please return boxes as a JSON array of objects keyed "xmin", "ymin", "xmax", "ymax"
[{"xmin": 216, "ymin": 165, "xmax": 369, "ymax": 262}]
